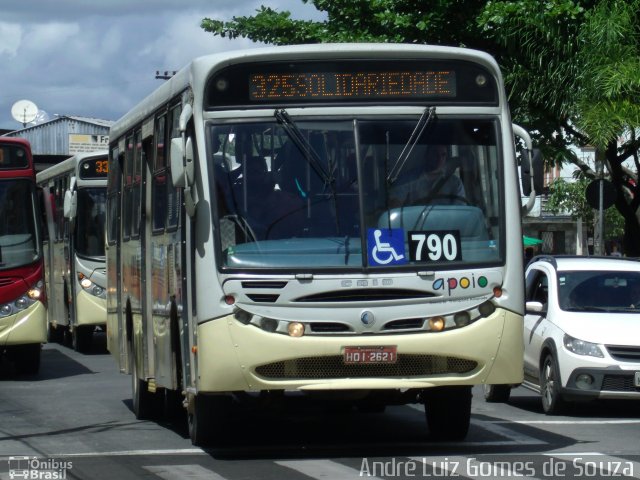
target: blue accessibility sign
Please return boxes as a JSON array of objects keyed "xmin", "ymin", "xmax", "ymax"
[{"xmin": 367, "ymin": 228, "xmax": 407, "ymax": 266}]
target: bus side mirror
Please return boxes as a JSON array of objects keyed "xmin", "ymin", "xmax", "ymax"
[
  {"xmin": 522, "ymin": 148, "xmax": 544, "ymax": 196},
  {"xmin": 170, "ymin": 137, "xmax": 185, "ymax": 187},
  {"xmin": 170, "ymin": 136, "xmax": 195, "ymax": 188},
  {"xmin": 63, "ymin": 190, "xmax": 77, "ymax": 219}
]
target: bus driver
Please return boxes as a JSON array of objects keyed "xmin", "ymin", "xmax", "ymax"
[{"xmin": 391, "ymin": 144, "xmax": 466, "ymax": 207}]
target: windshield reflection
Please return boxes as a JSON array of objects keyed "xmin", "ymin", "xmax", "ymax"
[
  {"xmin": 210, "ymin": 117, "xmax": 502, "ymax": 270},
  {"xmin": 0, "ymin": 179, "xmax": 40, "ymax": 269},
  {"xmin": 75, "ymin": 188, "xmax": 106, "ymax": 258}
]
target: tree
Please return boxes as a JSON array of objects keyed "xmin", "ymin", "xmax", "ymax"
[
  {"xmin": 201, "ymin": 0, "xmax": 640, "ymax": 253},
  {"xmin": 479, "ymin": 0, "xmax": 640, "ymax": 254},
  {"xmin": 201, "ymin": 1, "xmax": 492, "ymax": 47},
  {"xmin": 546, "ymin": 177, "xmax": 625, "ymax": 246}
]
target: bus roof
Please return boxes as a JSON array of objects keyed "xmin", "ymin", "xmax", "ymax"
[
  {"xmin": 110, "ymin": 43, "xmax": 501, "ymax": 141},
  {"xmin": 36, "ymin": 150, "xmax": 108, "ymax": 185},
  {"xmin": 0, "ymin": 136, "xmax": 34, "ymax": 178}
]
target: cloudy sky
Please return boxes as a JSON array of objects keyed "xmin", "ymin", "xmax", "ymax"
[{"xmin": 0, "ymin": 0, "xmax": 325, "ymax": 130}]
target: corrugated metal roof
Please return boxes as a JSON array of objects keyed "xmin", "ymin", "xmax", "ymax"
[{"xmin": 1, "ymin": 115, "xmax": 113, "ymax": 155}]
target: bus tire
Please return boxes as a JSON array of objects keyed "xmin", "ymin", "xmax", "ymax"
[
  {"xmin": 131, "ymin": 342, "xmax": 156, "ymax": 419},
  {"xmin": 72, "ymin": 326, "xmax": 93, "ymax": 353},
  {"xmin": 483, "ymin": 384, "xmax": 511, "ymax": 403},
  {"xmin": 48, "ymin": 323, "xmax": 64, "ymax": 344},
  {"xmin": 14, "ymin": 344, "xmax": 41, "ymax": 375},
  {"xmin": 423, "ymin": 386, "xmax": 472, "ymax": 441},
  {"xmin": 188, "ymin": 394, "xmax": 230, "ymax": 446}
]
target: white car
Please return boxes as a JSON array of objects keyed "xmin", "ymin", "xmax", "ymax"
[{"xmin": 485, "ymin": 255, "xmax": 640, "ymax": 413}]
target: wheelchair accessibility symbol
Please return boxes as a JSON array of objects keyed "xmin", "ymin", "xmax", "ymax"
[{"xmin": 368, "ymin": 228, "xmax": 407, "ymax": 266}]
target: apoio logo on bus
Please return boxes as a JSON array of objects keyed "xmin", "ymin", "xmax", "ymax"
[{"xmin": 433, "ymin": 274, "xmax": 489, "ymax": 296}]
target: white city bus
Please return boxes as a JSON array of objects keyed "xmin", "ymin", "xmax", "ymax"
[
  {"xmin": 37, "ymin": 151, "xmax": 108, "ymax": 352},
  {"xmin": 107, "ymin": 43, "xmax": 538, "ymax": 445}
]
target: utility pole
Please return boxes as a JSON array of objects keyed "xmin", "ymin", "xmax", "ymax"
[{"xmin": 595, "ymin": 148, "xmax": 605, "ymax": 255}]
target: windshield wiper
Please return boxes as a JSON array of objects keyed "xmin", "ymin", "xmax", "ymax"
[
  {"xmin": 274, "ymin": 109, "xmax": 341, "ymax": 235},
  {"xmin": 274, "ymin": 109, "xmax": 333, "ymax": 186},
  {"xmin": 387, "ymin": 106, "xmax": 436, "ymax": 184}
]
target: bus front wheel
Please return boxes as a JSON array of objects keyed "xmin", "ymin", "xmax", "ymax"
[
  {"xmin": 188, "ymin": 394, "xmax": 230, "ymax": 446},
  {"xmin": 12, "ymin": 344, "xmax": 41, "ymax": 375},
  {"xmin": 72, "ymin": 326, "xmax": 93, "ymax": 353},
  {"xmin": 423, "ymin": 386, "xmax": 472, "ymax": 441}
]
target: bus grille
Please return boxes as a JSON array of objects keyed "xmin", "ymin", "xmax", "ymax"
[{"xmin": 254, "ymin": 355, "xmax": 477, "ymax": 379}]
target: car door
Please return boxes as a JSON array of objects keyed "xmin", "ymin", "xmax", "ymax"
[{"xmin": 523, "ymin": 267, "xmax": 551, "ymax": 385}]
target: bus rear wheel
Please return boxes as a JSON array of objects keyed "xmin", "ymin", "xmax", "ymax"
[
  {"xmin": 131, "ymin": 342, "xmax": 157, "ymax": 419},
  {"xmin": 423, "ymin": 386, "xmax": 472, "ymax": 441}
]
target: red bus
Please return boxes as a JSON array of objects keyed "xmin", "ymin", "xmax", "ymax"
[{"xmin": 0, "ymin": 137, "xmax": 46, "ymax": 374}]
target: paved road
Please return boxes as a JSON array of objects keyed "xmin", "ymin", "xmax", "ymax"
[{"xmin": 1, "ymin": 337, "xmax": 639, "ymax": 479}]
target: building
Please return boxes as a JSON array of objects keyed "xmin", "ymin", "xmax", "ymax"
[
  {"xmin": 1, "ymin": 115, "xmax": 113, "ymax": 172},
  {"xmin": 522, "ymin": 145, "xmax": 606, "ymax": 255}
]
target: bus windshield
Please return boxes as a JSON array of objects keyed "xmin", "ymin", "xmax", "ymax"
[
  {"xmin": 0, "ymin": 179, "xmax": 40, "ymax": 269},
  {"xmin": 75, "ymin": 187, "xmax": 107, "ymax": 258},
  {"xmin": 210, "ymin": 116, "xmax": 502, "ymax": 270}
]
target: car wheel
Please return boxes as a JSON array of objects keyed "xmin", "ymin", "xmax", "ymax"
[
  {"xmin": 540, "ymin": 354, "xmax": 566, "ymax": 414},
  {"xmin": 483, "ymin": 384, "xmax": 511, "ymax": 403}
]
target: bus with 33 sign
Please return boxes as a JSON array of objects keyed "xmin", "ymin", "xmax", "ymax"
[
  {"xmin": 106, "ymin": 43, "xmax": 540, "ymax": 445},
  {"xmin": 37, "ymin": 151, "xmax": 108, "ymax": 352}
]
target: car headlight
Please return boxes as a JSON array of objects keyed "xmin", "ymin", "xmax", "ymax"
[{"xmin": 563, "ymin": 334, "xmax": 604, "ymax": 358}]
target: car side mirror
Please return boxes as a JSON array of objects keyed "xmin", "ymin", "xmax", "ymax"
[{"xmin": 526, "ymin": 300, "xmax": 545, "ymax": 314}]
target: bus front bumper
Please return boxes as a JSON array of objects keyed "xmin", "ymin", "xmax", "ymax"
[
  {"xmin": 195, "ymin": 308, "xmax": 523, "ymax": 393},
  {"xmin": 75, "ymin": 290, "xmax": 107, "ymax": 327},
  {"xmin": 0, "ymin": 301, "xmax": 47, "ymax": 347}
]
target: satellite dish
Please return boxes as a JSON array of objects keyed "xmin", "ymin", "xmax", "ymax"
[
  {"xmin": 11, "ymin": 99, "xmax": 38, "ymax": 126},
  {"xmin": 31, "ymin": 110, "xmax": 50, "ymax": 125}
]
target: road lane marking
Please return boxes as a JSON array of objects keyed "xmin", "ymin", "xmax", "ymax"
[
  {"xmin": 144, "ymin": 464, "xmax": 227, "ymax": 480},
  {"xmin": 491, "ymin": 419, "xmax": 640, "ymax": 425},
  {"xmin": 472, "ymin": 419, "xmax": 546, "ymax": 445},
  {"xmin": 411, "ymin": 456, "xmax": 545, "ymax": 480},
  {"xmin": 546, "ymin": 453, "xmax": 640, "ymax": 479},
  {"xmin": 277, "ymin": 459, "xmax": 381, "ymax": 480}
]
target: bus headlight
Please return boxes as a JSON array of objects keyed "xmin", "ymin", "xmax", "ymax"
[
  {"xmin": 453, "ymin": 311, "xmax": 471, "ymax": 327},
  {"xmin": 0, "ymin": 282, "xmax": 43, "ymax": 315},
  {"xmin": 27, "ymin": 281, "xmax": 44, "ymax": 300},
  {"xmin": 15, "ymin": 297, "xmax": 29, "ymax": 310},
  {"xmin": 78, "ymin": 274, "xmax": 106, "ymax": 298},
  {"xmin": 288, "ymin": 322, "xmax": 305, "ymax": 337},
  {"xmin": 428, "ymin": 316, "xmax": 445, "ymax": 332}
]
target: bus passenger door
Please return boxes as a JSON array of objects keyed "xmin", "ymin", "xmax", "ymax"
[{"xmin": 106, "ymin": 146, "xmax": 125, "ymax": 370}]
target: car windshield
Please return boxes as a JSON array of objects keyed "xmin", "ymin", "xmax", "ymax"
[
  {"xmin": 209, "ymin": 117, "xmax": 502, "ymax": 270},
  {"xmin": 0, "ymin": 179, "xmax": 40, "ymax": 269},
  {"xmin": 558, "ymin": 270, "xmax": 640, "ymax": 312}
]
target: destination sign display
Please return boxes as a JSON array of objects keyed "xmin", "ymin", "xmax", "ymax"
[
  {"xmin": 80, "ymin": 157, "xmax": 109, "ymax": 179},
  {"xmin": 249, "ymin": 70, "xmax": 456, "ymax": 101},
  {"xmin": 206, "ymin": 60, "xmax": 497, "ymax": 107}
]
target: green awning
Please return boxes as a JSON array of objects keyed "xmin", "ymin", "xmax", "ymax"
[{"xmin": 523, "ymin": 235, "xmax": 543, "ymax": 246}]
